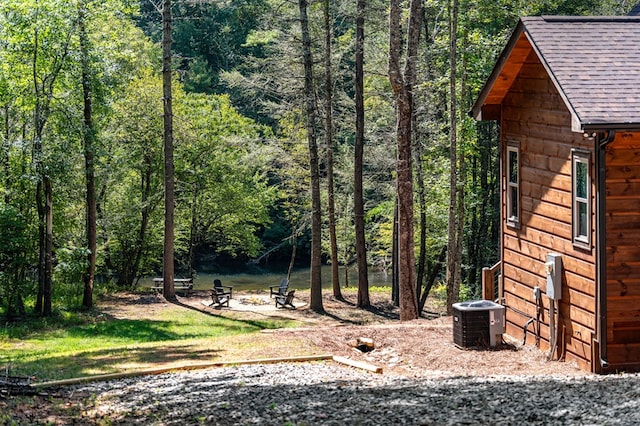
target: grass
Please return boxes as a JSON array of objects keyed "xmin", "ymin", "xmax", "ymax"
[{"xmin": 0, "ymin": 302, "xmax": 301, "ymax": 382}]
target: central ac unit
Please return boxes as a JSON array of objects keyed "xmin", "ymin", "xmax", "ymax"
[{"xmin": 452, "ymin": 300, "xmax": 505, "ymax": 348}]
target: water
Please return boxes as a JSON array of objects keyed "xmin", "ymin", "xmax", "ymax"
[{"xmin": 141, "ymin": 266, "xmax": 392, "ymax": 292}]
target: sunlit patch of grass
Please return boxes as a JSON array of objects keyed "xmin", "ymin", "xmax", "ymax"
[
  {"xmin": 369, "ymin": 285, "xmax": 392, "ymax": 293},
  {"xmin": 0, "ymin": 302, "xmax": 302, "ymax": 382}
]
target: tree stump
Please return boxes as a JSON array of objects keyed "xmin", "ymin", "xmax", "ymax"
[{"xmin": 354, "ymin": 337, "xmax": 375, "ymax": 353}]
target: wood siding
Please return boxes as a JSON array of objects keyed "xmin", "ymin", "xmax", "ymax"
[
  {"xmin": 605, "ymin": 132, "xmax": 640, "ymax": 368},
  {"xmin": 500, "ymin": 51, "xmax": 597, "ymax": 372}
]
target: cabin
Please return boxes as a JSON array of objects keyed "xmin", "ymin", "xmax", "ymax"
[{"xmin": 471, "ymin": 16, "xmax": 640, "ymax": 373}]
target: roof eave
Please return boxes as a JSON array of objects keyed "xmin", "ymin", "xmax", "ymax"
[
  {"xmin": 582, "ymin": 122, "xmax": 640, "ymax": 132},
  {"xmin": 470, "ymin": 20, "xmax": 527, "ymax": 121}
]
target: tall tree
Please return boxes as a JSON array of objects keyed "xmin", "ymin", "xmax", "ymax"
[
  {"xmin": 28, "ymin": 3, "xmax": 73, "ymax": 316},
  {"xmin": 298, "ymin": 0, "xmax": 323, "ymax": 313},
  {"xmin": 324, "ymin": 0, "xmax": 342, "ymax": 300},
  {"xmin": 162, "ymin": 0, "xmax": 176, "ymax": 300},
  {"xmin": 79, "ymin": 0, "xmax": 97, "ymax": 309},
  {"xmin": 104, "ymin": 75, "xmax": 164, "ymax": 288},
  {"xmin": 388, "ymin": 0, "xmax": 421, "ymax": 320},
  {"xmin": 354, "ymin": 0, "xmax": 370, "ymax": 308},
  {"xmin": 445, "ymin": 0, "xmax": 460, "ymax": 313}
]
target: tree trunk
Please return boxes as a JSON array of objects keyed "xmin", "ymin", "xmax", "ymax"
[
  {"xmin": 324, "ymin": 0, "xmax": 342, "ymax": 301},
  {"xmin": 299, "ymin": 0, "xmax": 323, "ymax": 313},
  {"xmin": 35, "ymin": 175, "xmax": 44, "ymax": 315},
  {"xmin": 287, "ymin": 232, "xmax": 297, "ymax": 281},
  {"xmin": 162, "ymin": 0, "xmax": 176, "ymax": 301},
  {"xmin": 43, "ymin": 175, "xmax": 53, "ymax": 316},
  {"xmin": 354, "ymin": 0, "xmax": 370, "ymax": 308},
  {"xmin": 455, "ymin": 28, "xmax": 467, "ymax": 298},
  {"xmin": 2, "ymin": 104, "xmax": 9, "ymax": 204},
  {"xmin": 79, "ymin": 1, "xmax": 96, "ymax": 309},
  {"xmin": 391, "ymin": 196, "xmax": 399, "ymax": 306},
  {"xmin": 188, "ymin": 183, "xmax": 198, "ymax": 278},
  {"xmin": 33, "ymin": 28, "xmax": 56, "ymax": 317},
  {"xmin": 418, "ymin": 245, "xmax": 447, "ymax": 313},
  {"xmin": 413, "ymin": 104, "xmax": 427, "ymax": 303},
  {"xmin": 388, "ymin": 0, "xmax": 421, "ymax": 321},
  {"xmin": 445, "ymin": 0, "xmax": 460, "ymax": 314}
]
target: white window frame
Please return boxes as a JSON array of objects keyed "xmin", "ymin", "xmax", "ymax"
[
  {"xmin": 572, "ymin": 149, "xmax": 591, "ymax": 247},
  {"xmin": 506, "ymin": 143, "xmax": 520, "ymax": 227}
]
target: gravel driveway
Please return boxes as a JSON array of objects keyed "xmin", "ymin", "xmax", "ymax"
[{"xmin": 73, "ymin": 362, "xmax": 640, "ymax": 425}]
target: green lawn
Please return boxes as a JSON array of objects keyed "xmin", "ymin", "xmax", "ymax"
[{"xmin": 1, "ymin": 305, "xmax": 300, "ymax": 382}]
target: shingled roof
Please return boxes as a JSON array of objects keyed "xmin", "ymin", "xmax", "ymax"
[{"xmin": 471, "ymin": 16, "xmax": 640, "ymax": 132}]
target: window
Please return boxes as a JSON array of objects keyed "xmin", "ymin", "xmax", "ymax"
[
  {"xmin": 506, "ymin": 144, "xmax": 520, "ymax": 227},
  {"xmin": 572, "ymin": 150, "xmax": 591, "ymax": 247}
]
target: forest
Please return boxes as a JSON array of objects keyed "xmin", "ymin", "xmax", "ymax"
[{"xmin": 0, "ymin": 0, "xmax": 632, "ymax": 319}]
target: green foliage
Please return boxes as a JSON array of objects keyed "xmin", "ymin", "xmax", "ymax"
[
  {"xmin": 175, "ymin": 92, "xmax": 276, "ymax": 263},
  {"xmin": 0, "ymin": 204, "xmax": 32, "ymax": 319},
  {"xmin": 53, "ymin": 245, "xmax": 91, "ymax": 309},
  {"xmin": 0, "ymin": 0, "xmax": 627, "ymax": 316}
]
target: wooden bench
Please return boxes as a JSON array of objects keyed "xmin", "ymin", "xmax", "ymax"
[{"xmin": 151, "ymin": 278, "xmax": 194, "ymax": 296}]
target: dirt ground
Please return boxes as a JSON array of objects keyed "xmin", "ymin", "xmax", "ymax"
[{"xmin": 160, "ymin": 289, "xmax": 587, "ymax": 378}]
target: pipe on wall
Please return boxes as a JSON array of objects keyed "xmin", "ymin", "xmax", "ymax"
[{"xmin": 596, "ymin": 130, "xmax": 615, "ymax": 370}]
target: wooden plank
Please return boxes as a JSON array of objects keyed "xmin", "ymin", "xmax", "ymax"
[
  {"xmin": 521, "ymin": 196, "xmax": 571, "ymax": 222},
  {"xmin": 504, "ymin": 92, "xmax": 566, "ymax": 111},
  {"xmin": 521, "ymin": 152, "xmax": 572, "ymax": 175},
  {"xmin": 606, "ymin": 181, "xmax": 640, "ymax": 197},
  {"xmin": 610, "ymin": 320, "xmax": 640, "ymax": 344},
  {"xmin": 503, "ymin": 120, "xmax": 573, "ymax": 144},
  {"xmin": 503, "ymin": 276, "xmax": 596, "ymax": 330},
  {"xmin": 605, "ymin": 261, "xmax": 640, "ymax": 281},
  {"xmin": 606, "ymin": 197, "xmax": 640, "ymax": 213},
  {"xmin": 520, "ymin": 212, "xmax": 572, "ymax": 240},
  {"xmin": 606, "ymin": 212, "xmax": 640, "ymax": 230},
  {"xmin": 606, "ymin": 245, "xmax": 640, "ymax": 263},
  {"xmin": 504, "ymin": 227, "xmax": 595, "ymax": 263},
  {"xmin": 33, "ymin": 354, "xmax": 335, "ymax": 389},
  {"xmin": 605, "ymin": 132, "xmax": 640, "ymax": 153},
  {"xmin": 482, "ymin": 266, "xmax": 497, "ymax": 301},
  {"xmin": 332, "ymin": 356, "xmax": 382, "ymax": 374},
  {"xmin": 503, "ymin": 105, "xmax": 572, "ymax": 127},
  {"xmin": 606, "ymin": 151, "xmax": 640, "ymax": 165},
  {"xmin": 521, "ymin": 181, "xmax": 572, "ymax": 205},
  {"xmin": 502, "ymin": 261, "xmax": 595, "ymax": 310},
  {"xmin": 502, "ymin": 117, "xmax": 567, "ymax": 144},
  {"xmin": 606, "ymin": 278, "xmax": 640, "ymax": 297},
  {"xmin": 606, "ymin": 297, "xmax": 640, "ymax": 318},
  {"xmin": 502, "ymin": 261, "xmax": 544, "ymax": 293},
  {"xmin": 503, "ymin": 238, "xmax": 595, "ymax": 281},
  {"xmin": 520, "ymin": 165, "xmax": 572, "ymax": 192},
  {"xmin": 605, "ymin": 343, "xmax": 640, "ymax": 365},
  {"xmin": 606, "ymin": 165, "xmax": 640, "ymax": 180}
]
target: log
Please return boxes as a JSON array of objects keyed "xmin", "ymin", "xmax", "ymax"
[
  {"xmin": 332, "ymin": 356, "xmax": 382, "ymax": 373},
  {"xmin": 32, "ymin": 354, "xmax": 334, "ymax": 389}
]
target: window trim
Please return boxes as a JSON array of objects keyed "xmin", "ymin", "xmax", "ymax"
[
  {"xmin": 572, "ymin": 149, "xmax": 591, "ymax": 248},
  {"xmin": 506, "ymin": 142, "xmax": 520, "ymax": 228}
]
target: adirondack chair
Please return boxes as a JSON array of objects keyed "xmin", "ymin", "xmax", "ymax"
[
  {"xmin": 269, "ymin": 278, "xmax": 289, "ymax": 298},
  {"xmin": 209, "ymin": 289, "xmax": 230, "ymax": 308},
  {"xmin": 275, "ymin": 289, "xmax": 296, "ymax": 309},
  {"xmin": 213, "ymin": 279, "xmax": 233, "ymax": 299}
]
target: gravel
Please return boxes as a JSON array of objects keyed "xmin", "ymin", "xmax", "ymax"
[{"xmin": 70, "ymin": 362, "xmax": 640, "ymax": 425}]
